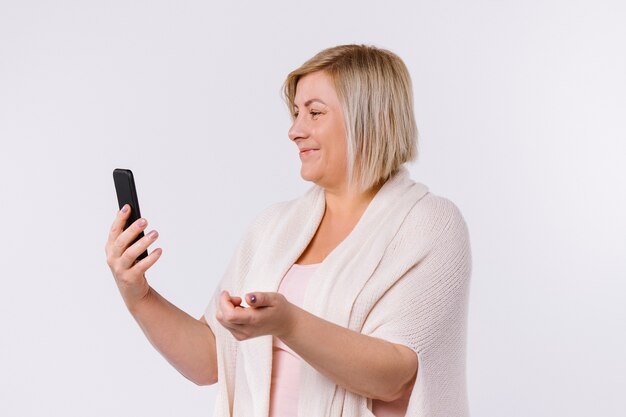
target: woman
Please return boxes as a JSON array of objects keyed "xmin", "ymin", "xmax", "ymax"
[{"xmin": 105, "ymin": 44, "xmax": 471, "ymax": 417}]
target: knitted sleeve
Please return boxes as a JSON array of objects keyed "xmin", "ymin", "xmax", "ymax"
[{"xmin": 364, "ymin": 196, "xmax": 472, "ymax": 416}]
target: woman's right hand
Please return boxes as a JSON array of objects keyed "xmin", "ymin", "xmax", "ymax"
[{"xmin": 105, "ymin": 204, "xmax": 163, "ymax": 310}]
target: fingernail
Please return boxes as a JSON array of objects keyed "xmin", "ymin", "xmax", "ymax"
[
  {"xmin": 138, "ymin": 218, "xmax": 147, "ymax": 227},
  {"xmin": 121, "ymin": 204, "xmax": 129, "ymax": 213},
  {"xmin": 147, "ymin": 230, "xmax": 158, "ymax": 239},
  {"xmin": 249, "ymin": 294, "xmax": 256, "ymax": 303}
]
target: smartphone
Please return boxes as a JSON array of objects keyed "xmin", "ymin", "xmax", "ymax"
[{"xmin": 113, "ymin": 168, "xmax": 149, "ymax": 261}]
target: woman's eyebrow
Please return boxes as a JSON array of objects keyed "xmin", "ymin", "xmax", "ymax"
[{"xmin": 294, "ymin": 98, "xmax": 327, "ymax": 108}]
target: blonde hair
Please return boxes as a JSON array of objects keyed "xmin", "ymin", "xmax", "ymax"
[{"xmin": 282, "ymin": 44, "xmax": 418, "ymax": 194}]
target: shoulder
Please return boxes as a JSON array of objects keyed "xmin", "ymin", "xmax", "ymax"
[
  {"xmin": 251, "ymin": 193, "xmax": 303, "ymax": 227},
  {"xmin": 248, "ymin": 184, "xmax": 321, "ymax": 231},
  {"xmin": 242, "ymin": 195, "xmax": 301, "ymax": 239},
  {"xmin": 240, "ymin": 200, "xmax": 288, "ymax": 243},
  {"xmin": 408, "ymin": 189, "xmax": 471, "ymax": 247},
  {"xmin": 401, "ymin": 189, "xmax": 473, "ymax": 283},
  {"xmin": 252, "ymin": 200, "xmax": 290, "ymax": 226}
]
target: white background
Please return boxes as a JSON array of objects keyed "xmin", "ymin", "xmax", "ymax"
[{"xmin": 1, "ymin": 1, "xmax": 624, "ymax": 416}]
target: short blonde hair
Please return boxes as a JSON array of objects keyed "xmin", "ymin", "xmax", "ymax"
[{"xmin": 282, "ymin": 44, "xmax": 418, "ymax": 194}]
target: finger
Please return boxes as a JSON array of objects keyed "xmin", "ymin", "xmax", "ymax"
[
  {"xmin": 219, "ymin": 291, "xmax": 251, "ymax": 324},
  {"xmin": 217, "ymin": 319, "xmax": 250, "ymax": 341},
  {"xmin": 219, "ymin": 291, "xmax": 239, "ymax": 314},
  {"xmin": 106, "ymin": 204, "xmax": 131, "ymax": 251},
  {"xmin": 119, "ymin": 229, "xmax": 159, "ymax": 269},
  {"xmin": 110, "ymin": 216, "xmax": 149, "ymax": 259},
  {"xmin": 219, "ymin": 291, "xmax": 236, "ymax": 314},
  {"xmin": 216, "ymin": 313, "xmax": 246, "ymax": 332},
  {"xmin": 245, "ymin": 291, "xmax": 274, "ymax": 308},
  {"xmin": 216, "ymin": 306, "xmax": 247, "ymax": 329},
  {"xmin": 130, "ymin": 247, "xmax": 163, "ymax": 275},
  {"xmin": 215, "ymin": 294, "xmax": 245, "ymax": 321},
  {"xmin": 108, "ymin": 204, "xmax": 130, "ymax": 237}
]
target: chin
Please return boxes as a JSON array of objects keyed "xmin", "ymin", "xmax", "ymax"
[{"xmin": 299, "ymin": 166, "xmax": 322, "ymax": 184}]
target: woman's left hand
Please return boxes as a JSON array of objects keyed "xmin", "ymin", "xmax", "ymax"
[{"xmin": 215, "ymin": 290, "xmax": 296, "ymax": 341}]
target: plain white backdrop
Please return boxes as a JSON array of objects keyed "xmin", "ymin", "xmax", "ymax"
[{"xmin": 1, "ymin": 0, "xmax": 624, "ymax": 416}]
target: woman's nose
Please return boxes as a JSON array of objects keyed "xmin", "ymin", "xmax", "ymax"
[{"xmin": 288, "ymin": 116, "xmax": 308, "ymax": 142}]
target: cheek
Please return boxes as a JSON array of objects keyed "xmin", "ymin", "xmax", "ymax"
[
  {"xmin": 316, "ymin": 121, "xmax": 347, "ymax": 166},
  {"xmin": 328, "ymin": 137, "xmax": 347, "ymax": 165},
  {"xmin": 332, "ymin": 119, "xmax": 348, "ymax": 158},
  {"xmin": 320, "ymin": 145, "xmax": 346, "ymax": 172}
]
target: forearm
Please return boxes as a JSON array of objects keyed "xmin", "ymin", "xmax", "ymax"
[
  {"xmin": 280, "ymin": 305, "xmax": 417, "ymax": 402},
  {"xmin": 127, "ymin": 286, "xmax": 217, "ymax": 385}
]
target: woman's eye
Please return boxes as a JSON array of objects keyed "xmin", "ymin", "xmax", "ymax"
[{"xmin": 292, "ymin": 111, "xmax": 321, "ymax": 119}]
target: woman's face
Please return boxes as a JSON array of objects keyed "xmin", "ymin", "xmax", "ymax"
[{"xmin": 288, "ymin": 70, "xmax": 348, "ymax": 191}]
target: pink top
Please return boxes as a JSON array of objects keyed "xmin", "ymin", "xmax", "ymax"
[{"xmin": 269, "ymin": 263, "xmax": 412, "ymax": 417}]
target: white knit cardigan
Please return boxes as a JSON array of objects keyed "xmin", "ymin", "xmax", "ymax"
[{"xmin": 203, "ymin": 165, "xmax": 472, "ymax": 417}]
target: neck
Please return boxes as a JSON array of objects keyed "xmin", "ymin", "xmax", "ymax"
[{"xmin": 323, "ymin": 180, "xmax": 384, "ymax": 219}]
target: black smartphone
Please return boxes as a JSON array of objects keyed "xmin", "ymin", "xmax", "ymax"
[{"xmin": 113, "ymin": 168, "xmax": 149, "ymax": 261}]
